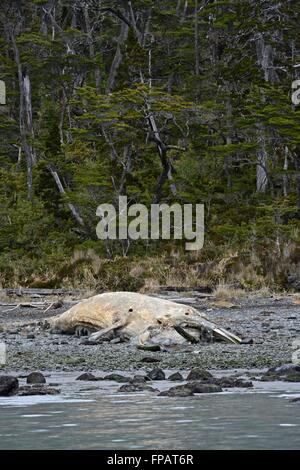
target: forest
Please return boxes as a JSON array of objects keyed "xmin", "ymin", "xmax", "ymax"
[{"xmin": 0, "ymin": 0, "xmax": 299, "ymax": 291}]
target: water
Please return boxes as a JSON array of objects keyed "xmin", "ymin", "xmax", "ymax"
[{"xmin": 0, "ymin": 373, "xmax": 300, "ymax": 450}]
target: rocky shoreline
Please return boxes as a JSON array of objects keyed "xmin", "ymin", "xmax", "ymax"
[
  {"xmin": 0, "ymin": 292, "xmax": 300, "ymax": 372},
  {"xmin": 2, "ymin": 364, "xmax": 300, "ymax": 399}
]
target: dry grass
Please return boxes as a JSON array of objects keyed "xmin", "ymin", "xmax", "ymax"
[
  {"xmin": 212, "ymin": 283, "xmax": 248, "ymax": 300},
  {"xmin": 141, "ymin": 277, "xmax": 161, "ymax": 292},
  {"xmin": 0, "ymin": 237, "xmax": 299, "ymax": 294}
]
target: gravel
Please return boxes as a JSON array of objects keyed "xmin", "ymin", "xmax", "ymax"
[{"xmin": 0, "ymin": 293, "xmax": 299, "ymax": 372}]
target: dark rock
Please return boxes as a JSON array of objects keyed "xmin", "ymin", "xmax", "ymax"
[
  {"xmin": 187, "ymin": 382, "xmax": 222, "ymax": 394},
  {"xmin": 148, "ymin": 368, "xmax": 166, "ymax": 380},
  {"xmin": 290, "ymin": 397, "xmax": 300, "ymax": 403},
  {"xmin": 52, "ymin": 301, "xmax": 63, "ymax": 309},
  {"xmin": 130, "ymin": 375, "xmax": 148, "ymax": 384},
  {"xmin": 159, "ymin": 387, "xmax": 193, "ymax": 397},
  {"xmin": 260, "ymin": 374, "xmax": 276, "ymax": 382},
  {"xmin": 283, "ymin": 373, "xmax": 300, "ymax": 382},
  {"xmin": 0, "ymin": 376, "xmax": 19, "ymax": 396},
  {"xmin": 26, "ymin": 372, "xmax": 46, "ymax": 384},
  {"xmin": 76, "ymin": 373, "xmax": 97, "ymax": 381},
  {"xmin": 287, "ymin": 273, "xmax": 300, "ymax": 291},
  {"xmin": 186, "ymin": 368, "xmax": 213, "ymax": 381},
  {"xmin": 103, "ymin": 374, "xmax": 129, "ymax": 383},
  {"xmin": 168, "ymin": 372, "xmax": 184, "ymax": 381},
  {"xmin": 213, "ymin": 377, "xmax": 253, "ymax": 388},
  {"xmin": 159, "ymin": 382, "xmax": 222, "ymax": 397},
  {"xmin": 118, "ymin": 383, "xmax": 157, "ymax": 393},
  {"xmin": 137, "ymin": 345, "xmax": 161, "ymax": 352},
  {"xmin": 79, "ymin": 387, "xmax": 99, "ymax": 392},
  {"xmin": 81, "ymin": 340, "xmax": 100, "ymax": 346},
  {"xmin": 240, "ymin": 338, "xmax": 254, "ymax": 345},
  {"xmin": 27, "ymin": 334, "xmax": 35, "ymax": 339},
  {"xmin": 50, "ymin": 328, "xmax": 63, "ymax": 335},
  {"xmin": 261, "ymin": 364, "xmax": 300, "ymax": 382},
  {"xmin": 140, "ymin": 356, "xmax": 161, "ymax": 363},
  {"xmin": 18, "ymin": 386, "xmax": 60, "ymax": 396}
]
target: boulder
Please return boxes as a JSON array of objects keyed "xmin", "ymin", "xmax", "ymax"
[
  {"xmin": 130, "ymin": 375, "xmax": 148, "ymax": 384},
  {"xmin": 118, "ymin": 383, "xmax": 157, "ymax": 393},
  {"xmin": 186, "ymin": 382, "xmax": 222, "ymax": 394},
  {"xmin": 186, "ymin": 368, "xmax": 213, "ymax": 381},
  {"xmin": 159, "ymin": 382, "xmax": 222, "ymax": 397},
  {"xmin": 213, "ymin": 377, "xmax": 253, "ymax": 388},
  {"xmin": 76, "ymin": 373, "xmax": 97, "ymax": 381},
  {"xmin": 141, "ymin": 357, "xmax": 161, "ymax": 363},
  {"xmin": 18, "ymin": 386, "xmax": 60, "ymax": 396},
  {"xmin": 148, "ymin": 368, "xmax": 166, "ymax": 380},
  {"xmin": 159, "ymin": 387, "xmax": 193, "ymax": 397},
  {"xmin": 261, "ymin": 364, "xmax": 300, "ymax": 382},
  {"xmin": 168, "ymin": 372, "xmax": 184, "ymax": 381},
  {"xmin": 103, "ymin": 374, "xmax": 129, "ymax": 383},
  {"xmin": 137, "ymin": 345, "xmax": 161, "ymax": 352},
  {"xmin": 290, "ymin": 397, "xmax": 300, "ymax": 403},
  {"xmin": 0, "ymin": 376, "xmax": 19, "ymax": 396},
  {"xmin": 26, "ymin": 372, "xmax": 46, "ymax": 384}
]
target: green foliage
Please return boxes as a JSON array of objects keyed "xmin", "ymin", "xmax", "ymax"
[{"xmin": 0, "ymin": 0, "xmax": 300, "ymax": 289}]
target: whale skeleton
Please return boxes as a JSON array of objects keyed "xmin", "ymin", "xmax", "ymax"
[{"xmin": 48, "ymin": 292, "xmax": 242, "ymax": 346}]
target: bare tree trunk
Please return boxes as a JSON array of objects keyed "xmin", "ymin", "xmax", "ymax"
[
  {"xmin": 255, "ymin": 33, "xmax": 279, "ymax": 192},
  {"xmin": 47, "ymin": 165, "xmax": 84, "ymax": 226},
  {"xmin": 283, "ymin": 146, "xmax": 289, "ymax": 197},
  {"xmin": 256, "ymin": 33, "xmax": 278, "ymax": 84},
  {"xmin": 142, "ymin": 7, "xmax": 152, "ymax": 47},
  {"xmin": 256, "ymin": 133, "xmax": 268, "ymax": 193},
  {"xmin": 295, "ymin": 173, "xmax": 300, "ymax": 218},
  {"xmin": 140, "ymin": 69, "xmax": 177, "ymax": 202},
  {"xmin": 84, "ymin": 5, "xmax": 101, "ymax": 93},
  {"xmin": 10, "ymin": 29, "xmax": 36, "ymax": 201},
  {"xmin": 194, "ymin": 0, "xmax": 200, "ymax": 75},
  {"xmin": 148, "ymin": 111, "xmax": 177, "ymax": 202},
  {"xmin": 106, "ymin": 21, "xmax": 129, "ymax": 93},
  {"xmin": 181, "ymin": 0, "xmax": 189, "ymax": 22},
  {"xmin": 296, "ymin": 175, "xmax": 300, "ymax": 219},
  {"xmin": 118, "ymin": 144, "xmax": 132, "ymax": 196},
  {"xmin": 225, "ymin": 98, "xmax": 232, "ymax": 188},
  {"xmin": 128, "ymin": 1, "xmax": 142, "ymax": 45},
  {"xmin": 295, "ymin": 151, "xmax": 300, "ymax": 219}
]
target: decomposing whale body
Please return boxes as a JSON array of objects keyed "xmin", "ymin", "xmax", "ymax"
[{"xmin": 48, "ymin": 292, "xmax": 242, "ymax": 346}]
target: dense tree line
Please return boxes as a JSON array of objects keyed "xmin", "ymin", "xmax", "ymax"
[{"xmin": 0, "ymin": 0, "xmax": 299, "ymax": 289}]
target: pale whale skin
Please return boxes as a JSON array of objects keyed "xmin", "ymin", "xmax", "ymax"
[{"xmin": 48, "ymin": 292, "xmax": 241, "ymax": 345}]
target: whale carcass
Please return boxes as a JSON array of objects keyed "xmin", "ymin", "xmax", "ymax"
[{"xmin": 48, "ymin": 292, "xmax": 241, "ymax": 346}]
